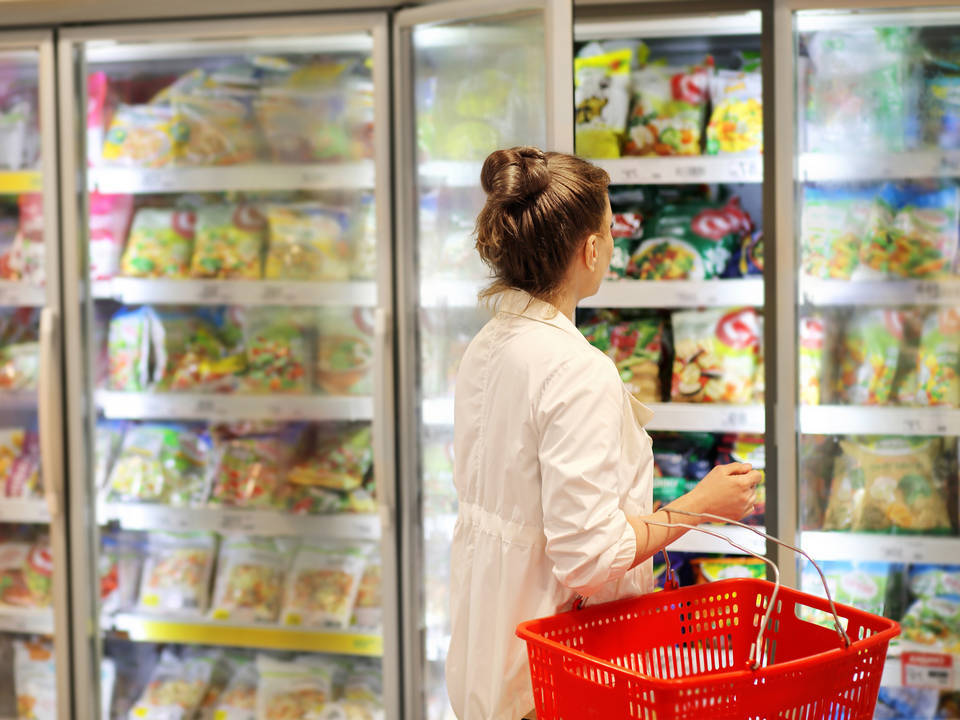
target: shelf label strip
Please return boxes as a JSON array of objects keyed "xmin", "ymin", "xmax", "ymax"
[{"xmin": 902, "ymin": 652, "xmax": 954, "ymax": 690}]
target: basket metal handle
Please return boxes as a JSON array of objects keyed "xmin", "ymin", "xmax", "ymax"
[{"xmin": 642, "ymin": 510, "xmax": 852, "ymax": 671}]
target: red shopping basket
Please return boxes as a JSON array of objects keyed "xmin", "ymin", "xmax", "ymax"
[{"xmin": 516, "ymin": 518, "xmax": 900, "ymax": 720}]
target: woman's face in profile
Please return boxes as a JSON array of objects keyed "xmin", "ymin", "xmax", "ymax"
[{"xmin": 597, "ymin": 196, "xmax": 614, "ymax": 281}]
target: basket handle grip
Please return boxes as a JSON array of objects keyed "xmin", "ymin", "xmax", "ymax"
[{"xmin": 642, "ymin": 510, "xmax": 852, "ymax": 670}]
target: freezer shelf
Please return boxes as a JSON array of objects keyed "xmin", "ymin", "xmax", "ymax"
[
  {"xmin": 88, "ymin": 162, "xmax": 375, "ymax": 194},
  {"xmin": 422, "ymin": 397, "xmax": 764, "ymax": 432},
  {"xmin": 0, "ymin": 608, "xmax": 54, "ymax": 635},
  {"xmin": 0, "ymin": 282, "xmax": 46, "ymax": 307},
  {"xmin": 667, "ymin": 524, "xmax": 766, "ymax": 556},
  {"xmin": 801, "ymin": 531, "xmax": 960, "ymax": 564},
  {"xmin": 92, "ymin": 278, "xmax": 378, "ymax": 308},
  {"xmin": 99, "ymin": 503, "xmax": 380, "ymax": 540},
  {"xmin": 107, "ymin": 614, "xmax": 382, "ymax": 656},
  {"xmin": 0, "ymin": 499, "xmax": 49, "ymax": 524},
  {"xmin": 799, "ymin": 405, "xmax": 960, "ymax": 436},
  {"xmin": 593, "ymin": 156, "xmax": 762, "ymax": 186},
  {"xmin": 800, "ymin": 278, "xmax": 960, "ymax": 307},
  {"xmin": 585, "ymin": 279, "xmax": 764, "ymax": 309},
  {"xmin": 96, "ymin": 391, "xmax": 374, "ymax": 422},
  {"xmin": 799, "ymin": 151, "xmax": 960, "ymax": 182}
]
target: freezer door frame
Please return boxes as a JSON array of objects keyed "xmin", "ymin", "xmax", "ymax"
[
  {"xmin": 393, "ymin": 1, "xmax": 573, "ymax": 718},
  {"xmin": 56, "ymin": 13, "xmax": 399, "ymax": 720}
]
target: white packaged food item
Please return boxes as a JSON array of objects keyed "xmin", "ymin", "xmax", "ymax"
[
  {"xmin": 101, "ymin": 657, "xmax": 116, "ymax": 720},
  {"xmin": 255, "ymin": 655, "xmax": 334, "ymax": 720},
  {"xmin": 14, "ymin": 639, "xmax": 56, "ymax": 720},
  {"xmin": 281, "ymin": 542, "xmax": 367, "ymax": 628},
  {"xmin": 137, "ymin": 532, "xmax": 216, "ymax": 616},
  {"xmin": 127, "ymin": 650, "xmax": 216, "ymax": 720},
  {"xmin": 210, "ymin": 661, "xmax": 257, "ymax": 720},
  {"xmin": 209, "ymin": 535, "xmax": 287, "ymax": 624}
]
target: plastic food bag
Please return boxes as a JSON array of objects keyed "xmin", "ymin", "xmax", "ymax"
[
  {"xmin": 211, "ymin": 662, "xmax": 257, "ymax": 720},
  {"xmin": 0, "ymin": 342, "xmax": 37, "ymax": 390},
  {"xmin": 800, "ymin": 560, "xmax": 889, "ymax": 621},
  {"xmin": 630, "ymin": 197, "xmax": 752, "ymax": 280},
  {"xmin": 210, "ymin": 536, "xmax": 287, "ymax": 624},
  {"xmin": 0, "ymin": 538, "xmax": 52, "ymax": 608},
  {"xmin": 670, "ymin": 307, "xmax": 761, "ymax": 403},
  {"xmin": 837, "ymin": 309, "xmax": 903, "ymax": 406},
  {"xmin": 799, "ymin": 186, "xmax": 876, "ymax": 280},
  {"xmin": 607, "ymin": 212, "xmax": 643, "ymax": 279},
  {"xmin": 264, "ymin": 204, "xmax": 351, "ymax": 282},
  {"xmin": 889, "ymin": 184, "xmax": 960, "ymax": 279},
  {"xmin": 190, "ymin": 204, "xmax": 265, "ymax": 279},
  {"xmin": 106, "ymin": 423, "xmax": 210, "ymax": 506},
  {"xmin": 799, "ymin": 314, "xmax": 828, "ymax": 405},
  {"xmin": 173, "ymin": 91, "xmax": 259, "ymax": 167},
  {"xmin": 100, "ymin": 531, "xmax": 143, "ymax": 616},
  {"xmin": 625, "ymin": 62, "xmax": 709, "ymax": 156},
  {"xmin": 102, "ymin": 104, "xmax": 179, "ymax": 168},
  {"xmin": 839, "ymin": 436, "xmax": 951, "ymax": 533},
  {"xmin": 352, "ymin": 560, "xmax": 382, "ymax": 629},
  {"xmin": 899, "ymin": 596, "xmax": 960, "ymax": 651},
  {"xmin": 209, "ymin": 432, "xmax": 296, "ymax": 509},
  {"xmin": 121, "ymin": 208, "xmax": 196, "ymax": 278},
  {"xmin": 89, "ymin": 193, "xmax": 134, "ymax": 282},
  {"xmin": 910, "ymin": 565, "xmax": 960, "ymax": 599},
  {"xmin": 14, "ymin": 639, "xmax": 55, "ymax": 720},
  {"xmin": 722, "ymin": 230, "xmax": 764, "ymax": 278},
  {"xmin": 107, "ymin": 307, "xmax": 152, "ymax": 392},
  {"xmin": 580, "ymin": 317, "xmax": 663, "ymax": 403},
  {"xmin": 151, "ymin": 310, "xmax": 245, "ymax": 393},
  {"xmin": 574, "ymin": 49, "xmax": 632, "ymax": 158},
  {"xmin": 256, "ymin": 655, "xmax": 334, "ymax": 720},
  {"xmin": 138, "ymin": 532, "xmax": 216, "ymax": 615},
  {"xmin": 315, "ymin": 308, "xmax": 374, "ymax": 396},
  {"xmin": 287, "ymin": 424, "xmax": 372, "ymax": 495},
  {"xmin": 282, "ymin": 542, "xmax": 367, "ymax": 628},
  {"xmin": 691, "ymin": 557, "xmax": 765, "ymax": 584},
  {"xmin": 240, "ymin": 311, "xmax": 310, "ymax": 394},
  {"xmin": 915, "ymin": 309, "xmax": 960, "ymax": 406},
  {"xmin": 706, "ymin": 69, "xmax": 763, "ymax": 155},
  {"xmin": 128, "ymin": 650, "xmax": 216, "ymax": 720}
]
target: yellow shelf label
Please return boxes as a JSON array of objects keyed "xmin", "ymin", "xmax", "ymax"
[{"xmin": 0, "ymin": 171, "xmax": 41, "ymax": 194}]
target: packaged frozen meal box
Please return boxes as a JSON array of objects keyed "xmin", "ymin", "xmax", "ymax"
[
  {"xmin": 671, "ymin": 307, "xmax": 761, "ymax": 404},
  {"xmin": 630, "ymin": 197, "xmax": 753, "ymax": 280},
  {"xmin": 624, "ymin": 61, "xmax": 709, "ymax": 157},
  {"xmin": 315, "ymin": 308, "xmax": 374, "ymax": 396},
  {"xmin": 574, "ymin": 49, "xmax": 632, "ymax": 158},
  {"xmin": 102, "ymin": 104, "xmax": 180, "ymax": 168},
  {"xmin": 910, "ymin": 565, "xmax": 960, "ymax": 599}
]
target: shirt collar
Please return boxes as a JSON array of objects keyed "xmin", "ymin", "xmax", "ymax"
[{"xmin": 494, "ymin": 288, "xmax": 584, "ymax": 341}]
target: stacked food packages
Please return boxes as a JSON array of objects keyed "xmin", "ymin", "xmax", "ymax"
[
  {"xmin": 95, "ymin": 420, "xmax": 375, "ymax": 516},
  {"xmin": 578, "ymin": 306, "xmax": 763, "ymax": 405},
  {"xmin": 606, "ymin": 187, "xmax": 762, "ymax": 282},
  {"xmin": 0, "ymin": 193, "xmax": 44, "ymax": 285},
  {"xmin": 574, "ymin": 42, "xmax": 762, "ymax": 158}
]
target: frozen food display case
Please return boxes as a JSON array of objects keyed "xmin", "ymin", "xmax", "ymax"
[
  {"xmin": 56, "ymin": 15, "xmax": 396, "ymax": 720},
  {"xmin": 0, "ymin": 31, "xmax": 70, "ymax": 720},
  {"xmin": 785, "ymin": 4, "xmax": 960, "ymax": 712}
]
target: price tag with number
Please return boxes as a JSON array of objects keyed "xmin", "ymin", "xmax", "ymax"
[
  {"xmin": 902, "ymin": 652, "xmax": 954, "ymax": 690},
  {"xmin": 220, "ymin": 511, "xmax": 258, "ymax": 534}
]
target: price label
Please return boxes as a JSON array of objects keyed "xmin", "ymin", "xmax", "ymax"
[
  {"xmin": 220, "ymin": 511, "xmax": 258, "ymax": 534},
  {"xmin": 618, "ymin": 166, "xmax": 639, "ymax": 183},
  {"xmin": 902, "ymin": 652, "xmax": 954, "ymax": 690},
  {"xmin": 723, "ymin": 410, "xmax": 751, "ymax": 428},
  {"xmin": 903, "ymin": 414, "xmax": 950, "ymax": 435},
  {"xmin": 259, "ymin": 283, "xmax": 298, "ymax": 305},
  {"xmin": 675, "ymin": 164, "xmax": 706, "ymax": 181},
  {"xmin": 941, "ymin": 154, "xmax": 960, "ymax": 174},
  {"xmin": 193, "ymin": 398, "xmax": 218, "ymax": 416},
  {"xmin": 300, "ymin": 168, "xmax": 331, "ymax": 187},
  {"xmin": 198, "ymin": 284, "xmax": 224, "ymax": 302}
]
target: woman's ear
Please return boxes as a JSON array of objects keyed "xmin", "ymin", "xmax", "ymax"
[{"xmin": 583, "ymin": 233, "xmax": 600, "ymax": 272}]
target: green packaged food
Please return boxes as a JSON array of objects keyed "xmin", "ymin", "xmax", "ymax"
[
  {"xmin": 837, "ymin": 309, "xmax": 903, "ymax": 406},
  {"xmin": 190, "ymin": 204, "xmax": 266, "ymax": 279},
  {"xmin": 121, "ymin": 208, "xmax": 196, "ymax": 278},
  {"xmin": 625, "ymin": 62, "xmax": 709, "ymax": 156},
  {"xmin": 900, "ymin": 596, "xmax": 960, "ymax": 651},
  {"xmin": 706, "ymin": 69, "xmax": 762, "ymax": 155},
  {"xmin": 916, "ymin": 309, "xmax": 960, "ymax": 406},
  {"xmin": 800, "ymin": 186, "xmax": 875, "ymax": 280},
  {"xmin": 800, "ymin": 560, "xmax": 890, "ymax": 623},
  {"xmin": 107, "ymin": 307, "xmax": 152, "ymax": 392},
  {"xmin": 799, "ymin": 314, "xmax": 827, "ymax": 406},
  {"xmin": 822, "ymin": 453, "xmax": 864, "ymax": 531},
  {"xmin": 315, "ymin": 308, "xmax": 374, "ymax": 396},
  {"xmin": 607, "ymin": 213, "xmax": 643, "ymax": 279},
  {"xmin": 910, "ymin": 566, "xmax": 960, "ymax": 599}
]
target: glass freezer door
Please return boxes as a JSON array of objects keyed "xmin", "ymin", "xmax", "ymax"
[
  {"xmin": 0, "ymin": 31, "xmax": 70, "ymax": 720},
  {"xmin": 57, "ymin": 15, "xmax": 397, "ymax": 720},
  {"xmin": 793, "ymin": 5, "xmax": 960, "ymax": 708},
  {"xmin": 394, "ymin": 1, "xmax": 573, "ymax": 718}
]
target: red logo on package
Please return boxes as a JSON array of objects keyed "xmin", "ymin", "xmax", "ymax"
[{"xmin": 716, "ymin": 309, "xmax": 759, "ymax": 350}]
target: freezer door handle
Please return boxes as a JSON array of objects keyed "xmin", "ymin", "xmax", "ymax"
[
  {"xmin": 39, "ymin": 307, "xmax": 62, "ymax": 519},
  {"xmin": 374, "ymin": 306, "xmax": 395, "ymax": 530}
]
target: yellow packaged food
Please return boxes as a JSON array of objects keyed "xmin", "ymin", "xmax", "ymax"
[
  {"xmin": 264, "ymin": 204, "xmax": 350, "ymax": 281},
  {"xmin": 101, "ymin": 104, "xmax": 179, "ymax": 168},
  {"xmin": 706, "ymin": 69, "xmax": 763, "ymax": 155}
]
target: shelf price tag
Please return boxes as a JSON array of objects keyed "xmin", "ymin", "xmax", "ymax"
[
  {"xmin": 197, "ymin": 284, "xmax": 224, "ymax": 303},
  {"xmin": 219, "ymin": 511, "xmax": 259, "ymax": 534},
  {"xmin": 675, "ymin": 164, "xmax": 706, "ymax": 181},
  {"xmin": 722, "ymin": 409, "xmax": 752, "ymax": 429},
  {"xmin": 617, "ymin": 165, "xmax": 640, "ymax": 183},
  {"xmin": 902, "ymin": 652, "xmax": 954, "ymax": 690}
]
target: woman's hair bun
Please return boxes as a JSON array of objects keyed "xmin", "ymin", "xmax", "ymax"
[{"xmin": 480, "ymin": 146, "xmax": 550, "ymax": 205}]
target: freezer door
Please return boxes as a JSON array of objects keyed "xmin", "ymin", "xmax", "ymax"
[
  {"xmin": 57, "ymin": 14, "xmax": 397, "ymax": 720},
  {"xmin": 394, "ymin": 1, "xmax": 573, "ymax": 718}
]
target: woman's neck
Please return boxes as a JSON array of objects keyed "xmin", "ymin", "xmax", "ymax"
[{"xmin": 552, "ymin": 285, "xmax": 578, "ymax": 323}]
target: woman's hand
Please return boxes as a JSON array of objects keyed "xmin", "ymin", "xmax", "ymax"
[{"xmin": 685, "ymin": 462, "xmax": 761, "ymax": 522}]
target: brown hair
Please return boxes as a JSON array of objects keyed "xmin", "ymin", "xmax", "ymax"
[{"xmin": 475, "ymin": 146, "xmax": 610, "ymax": 303}]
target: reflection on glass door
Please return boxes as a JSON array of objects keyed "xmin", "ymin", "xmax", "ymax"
[{"xmin": 795, "ymin": 8, "xmax": 960, "ymax": 711}]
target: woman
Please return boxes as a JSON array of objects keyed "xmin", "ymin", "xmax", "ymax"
[{"xmin": 446, "ymin": 147, "xmax": 761, "ymax": 720}]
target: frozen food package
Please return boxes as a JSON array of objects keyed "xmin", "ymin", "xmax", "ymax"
[
  {"xmin": 840, "ymin": 436, "xmax": 951, "ymax": 533},
  {"xmin": 87, "ymin": 71, "xmax": 108, "ymax": 167},
  {"xmin": 286, "ymin": 424, "xmax": 373, "ymax": 494},
  {"xmin": 691, "ymin": 557, "xmax": 765, "ymax": 584},
  {"xmin": 670, "ymin": 307, "xmax": 761, "ymax": 403},
  {"xmin": 0, "ymin": 342, "xmax": 38, "ymax": 391},
  {"xmin": 0, "ymin": 537, "xmax": 51, "ymax": 609},
  {"xmin": 256, "ymin": 89, "xmax": 354, "ymax": 163},
  {"xmin": 630, "ymin": 197, "xmax": 753, "ymax": 280},
  {"xmin": 106, "ymin": 423, "xmax": 210, "ymax": 506},
  {"xmin": 706, "ymin": 69, "xmax": 763, "ymax": 155},
  {"xmin": 800, "ymin": 186, "xmax": 877, "ymax": 279},
  {"xmin": 607, "ymin": 212, "xmax": 644, "ymax": 279},
  {"xmin": 281, "ymin": 542, "xmax": 367, "ymax": 628},
  {"xmin": 264, "ymin": 204, "xmax": 351, "ymax": 282},
  {"xmin": 805, "ymin": 28, "xmax": 917, "ymax": 153},
  {"xmin": 910, "ymin": 565, "xmax": 960, "ymax": 599},
  {"xmin": 94, "ymin": 420, "xmax": 126, "ymax": 493},
  {"xmin": 574, "ymin": 49, "xmax": 632, "ymax": 158},
  {"xmin": 799, "ymin": 314, "xmax": 828, "ymax": 406},
  {"xmin": 128, "ymin": 650, "xmax": 216, "ymax": 720},
  {"xmin": 0, "ymin": 101, "xmax": 29, "ymax": 171},
  {"xmin": 900, "ymin": 595, "xmax": 960, "ymax": 651},
  {"xmin": 874, "ymin": 687, "xmax": 940, "ymax": 720},
  {"xmin": 121, "ymin": 207, "xmax": 196, "ymax": 278},
  {"xmin": 352, "ymin": 560, "xmax": 382, "ymax": 629},
  {"xmin": 0, "ymin": 210, "xmax": 20, "ymax": 280},
  {"xmin": 4, "ymin": 430, "xmax": 39, "ymax": 501},
  {"xmin": 107, "ymin": 307, "xmax": 152, "ymax": 392},
  {"xmin": 350, "ymin": 194, "xmax": 377, "ymax": 281},
  {"xmin": 102, "ymin": 104, "xmax": 180, "ymax": 168},
  {"xmin": 315, "ymin": 307, "xmax": 374, "ymax": 396},
  {"xmin": 100, "ymin": 531, "xmax": 143, "ymax": 616},
  {"xmin": 210, "ymin": 535, "xmax": 287, "ymax": 624},
  {"xmin": 150, "ymin": 309, "xmax": 245, "ymax": 393},
  {"xmin": 0, "ymin": 428, "xmax": 25, "ymax": 486},
  {"xmin": 837, "ymin": 309, "xmax": 903, "ymax": 406},
  {"xmin": 822, "ymin": 452, "xmax": 863, "ymax": 531},
  {"xmin": 255, "ymin": 655, "xmax": 334, "ymax": 720},
  {"xmin": 722, "ymin": 230, "xmax": 764, "ymax": 278},
  {"xmin": 189, "ymin": 204, "xmax": 265, "ymax": 279},
  {"xmin": 14, "ymin": 639, "xmax": 55, "ymax": 720},
  {"xmin": 800, "ymin": 560, "xmax": 890, "ymax": 621},
  {"xmin": 101, "ymin": 657, "xmax": 116, "ymax": 720},
  {"xmin": 240, "ymin": 310, "xmax": 310, "ymax": 394},
  {"xmin": 89, "ymin": 193, "xmax": 135, "ymax": 282},
  {"xmin": 624, "ymin": 61, "xmax": 708, "ymax": 157},
  {"xmin": 605, "ymin": 318, "xmax": 663, "ymax": 403},
  {"xmin": 915, "ymin": 308, "xmax": 960, "ymax": 406},
  {"xmin": 173, "ymin": 90, "xmax": 259, "ymax": 167},
  {"xmin": 138, "ymin": 532, "xmax": 216, "ymax": 615},
  {"xmin": 211, "ymin": 661, "xmax": 257, "ymax": 720},
  {"xmin": 208, "ymin": 431, "xmax": 297, "ymax": 509},
  {"xmin": 13, "ymin": 194, "xmax": 44, "ymax": 285}
]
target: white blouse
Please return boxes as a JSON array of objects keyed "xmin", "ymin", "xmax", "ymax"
[{"xmin": 446, "ymin": 289, "xmax": 655, "ymax": 720}]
